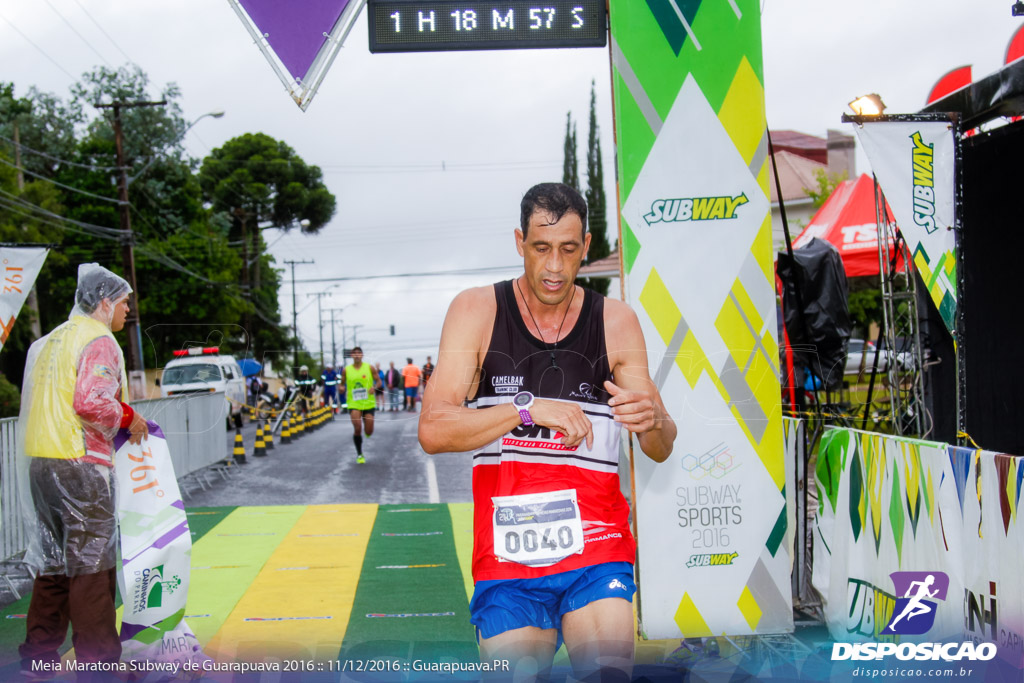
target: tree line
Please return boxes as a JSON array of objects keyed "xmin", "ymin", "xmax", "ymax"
[
  {"xmin": 562, "ymin": 80, "xmax": 611, "ymax": 296},
  {"xmin": 0, "ymin": 65, "xmax": 335, "ymax": 405}
]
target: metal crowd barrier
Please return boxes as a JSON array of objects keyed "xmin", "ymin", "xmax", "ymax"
[
  {"xmin": 0, "ymin": 392, "xmax": 229, "ymax": 565},
  {"xmin": 0, "ymin": 416, "xmax": 26, "ymax": 570},
  {"xmin": 132, "ymin": 391, "xmax": 229, "ymax": 476}
]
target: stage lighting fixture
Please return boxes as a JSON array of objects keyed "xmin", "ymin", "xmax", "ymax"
[{"xmin": 848, "ymin": 94, "xmax": 887, "ymax": 116}]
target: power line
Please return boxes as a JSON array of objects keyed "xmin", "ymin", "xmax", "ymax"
[
  {"xmin": 43, "ymin": 0, "xmax": 112, "ymax": 68},
  {"xmin": 319, "ymin": 162, "xmax": 560, "ymax": 176},
  {"xmin": 0, "ymin": 10, "xmax": 76, "ymax": 81},
  {"xmin": 0, "ymin": 157, "xmax": 122, "ymax": 204},
  {"xmin": 0, "ymin": 188, "xmax": 127, "ymax": 237},
  {"xmin": 0, "ymin": 134, "xmax": 121, "ymax": 171},
  {"xmin": 291, "ymin": 264, "xmax": 521, "ymax": 284},
  {"xmin": 0, "ymin": 197, "xmax": 121, "ymax": 242},
  {"xmin": 70, "ymin": 0, "xmax": 133, "ymax": 64}
]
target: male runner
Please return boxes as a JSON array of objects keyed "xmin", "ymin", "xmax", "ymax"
[
  {"xmin": 419, "ymin": 182, "xmax": 676, "ymax": 681},
  {"xmin": 341, "ymin": 347, "xmax": 381, "ymax": 464}
]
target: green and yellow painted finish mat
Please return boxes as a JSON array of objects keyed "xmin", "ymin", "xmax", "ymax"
[{"xmin": 0, "ymin": 503, "xmax": 675, "ymax": 669}]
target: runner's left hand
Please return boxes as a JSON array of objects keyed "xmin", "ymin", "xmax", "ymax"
[{"xmin": 604, "ymin": 380, "xmax": 658, "ymax": 434}]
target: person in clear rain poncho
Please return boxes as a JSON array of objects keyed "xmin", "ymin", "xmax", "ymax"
[{"xmin": 17, "ymin": 263, "xmax": 149, "ymax": 676}]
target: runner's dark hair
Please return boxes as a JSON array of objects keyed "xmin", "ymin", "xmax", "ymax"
[{"xmin": 520, "ymin": 182, "xmax": 588, "ymax": 239}]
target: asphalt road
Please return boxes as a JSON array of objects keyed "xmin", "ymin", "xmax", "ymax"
[{"xmin": 183, "ymin": 408, "xmax": 473, "ymax": 507}]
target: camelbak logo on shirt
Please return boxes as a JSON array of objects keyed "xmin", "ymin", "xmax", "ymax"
[
  {"xmin": 491, "ymin": 375, "xmax": 524, "ymax": 394},
  {"xmin": 643, "ymin": 194, "xmax": 748, "ymax": 225}
]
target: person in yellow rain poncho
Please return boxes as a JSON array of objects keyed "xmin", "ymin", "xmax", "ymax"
[{"xmin": 16, "ymin": 263, "xmax": 149, "ymax": 678}]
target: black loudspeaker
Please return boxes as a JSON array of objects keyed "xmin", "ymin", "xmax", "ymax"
[{"xmin": 956, "ymin": 119, "xmax": 1024, "ymax": 454}]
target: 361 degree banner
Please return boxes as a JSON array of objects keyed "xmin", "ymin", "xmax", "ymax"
[{"xmin": 0, "ymin": 246, "xmax": 47, "ymax": 352}]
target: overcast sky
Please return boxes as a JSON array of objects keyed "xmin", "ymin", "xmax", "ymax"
[{"xmin": 0, "ymin": 1, "xmax": 1019, "ymax": 369}]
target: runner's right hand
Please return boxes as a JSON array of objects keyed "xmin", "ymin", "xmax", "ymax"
[{"xmin": 529, "ymin": 399, "xmax": 594, "ymax": 450}]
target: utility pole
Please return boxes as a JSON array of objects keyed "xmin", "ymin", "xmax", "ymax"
[
  {"xmin": 235, "ymin": 207, "xmax": 252, "ymax": 341},
  {"xmin": 96, "ymin": 100, "xmax": 167, "ymax": 397},
  {"xmin": 306, "ymin": 288, "xmax": 336, "ymax": 368},
  {"xmin": 330, "ymin": 309, "xmax": 338, "ymax": 367},
  {"xmin": 349, "ymin": 324, "xmax": 364, "ymax": 349},
  {"xmin": 10, "ymin": 117, "xmax": 43, "ymax": 340},
  {"xmin": 284, "ymin": 259, "xmax": 313, "ymax": 372}
]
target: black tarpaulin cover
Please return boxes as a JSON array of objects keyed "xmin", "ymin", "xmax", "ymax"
[{"xmin": 777, "ymin": 237, "xmax": 852, "ymax": 390}]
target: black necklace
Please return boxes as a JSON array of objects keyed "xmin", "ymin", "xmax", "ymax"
[{"xmin": 516, "ymin": 278, "xmax": 575, "ymax": 369}]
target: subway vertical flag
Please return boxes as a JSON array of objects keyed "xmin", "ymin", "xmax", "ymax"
[{"xmin": 609, "ymin": 0, "xmax": 791, "ymax": 638}]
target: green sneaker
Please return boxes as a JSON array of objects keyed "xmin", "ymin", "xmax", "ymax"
[{"xmin": 356, "ymin": 454, "xmax": 366, "ymax": 464}]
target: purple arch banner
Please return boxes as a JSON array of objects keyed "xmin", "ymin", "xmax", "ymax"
[{"xmin": 229, "ymin": 0, "xmax": 366, "ymax": 110}]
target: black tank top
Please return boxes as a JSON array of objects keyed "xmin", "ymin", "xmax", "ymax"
[{"xmin": 472, "ymin": 279, "xmax": 612, "ymax": 404}]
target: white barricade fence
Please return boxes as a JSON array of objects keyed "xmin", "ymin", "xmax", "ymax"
[{"xmin": 813, "ymin": 428, "xmax": 1024, "ymax": 669}]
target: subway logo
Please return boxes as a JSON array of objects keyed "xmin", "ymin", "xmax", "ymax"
[{"xmin": 643, "ymin": 194, "xmax": 748, "ymax": 225}]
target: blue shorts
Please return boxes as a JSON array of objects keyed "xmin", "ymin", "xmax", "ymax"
[
  {"xmin": 469, "ymin": 562, "xmax": 636, "ymax": 643},
  {"xmin": 404, "ymin": 387, "xmax": 418, "ymax": 398}
]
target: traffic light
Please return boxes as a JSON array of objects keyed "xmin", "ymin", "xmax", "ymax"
[{"xmin": 390, "ymin": 325, "xmax": 395, "ymax": 336}]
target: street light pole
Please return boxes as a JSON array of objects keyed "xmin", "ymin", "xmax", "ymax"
[{"xmin": 95, "ymin": 99, "xmax": 166, "ymax": 396}]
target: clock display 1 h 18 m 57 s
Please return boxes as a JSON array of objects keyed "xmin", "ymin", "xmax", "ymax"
[{"xmin": 367, "ymin": 0, "xmax": 607, "ymax": 53}]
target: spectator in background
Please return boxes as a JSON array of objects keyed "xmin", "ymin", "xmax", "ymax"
[
  {"xmin": 402, "ymin": 358, "xmax": 421, "ymax": 412},
  {"xmin": 421, "ymin": 356, "xmax": 435, "ymax": 389},
  {"xmin": 375, "ymin": 362, "xmax": 386, "ymax": 411},
  {"xmin": 295, "ymin": 365, "xmax": 317, "ymax": 415},
  {"xmin": 248, "ymin": 374, "xmax": 261, "ymax": 408},
  {"xmin": 385, "ymin": 361, "xmax": 403, "ymax": 412}
]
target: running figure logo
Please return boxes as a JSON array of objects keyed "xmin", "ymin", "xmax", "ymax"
[{"xmin": 884, "ymin": 571, "xmax": 950, "ymax": 635}]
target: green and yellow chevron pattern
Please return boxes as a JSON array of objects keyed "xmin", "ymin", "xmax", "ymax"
[{"xmin": 611, "ymin": 0, "xmax": 789, "ymax": 638}]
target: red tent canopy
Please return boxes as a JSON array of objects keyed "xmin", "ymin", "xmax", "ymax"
[{"xmin": 792, "ymin": 173, "xmax": 905, "ymax": 277}]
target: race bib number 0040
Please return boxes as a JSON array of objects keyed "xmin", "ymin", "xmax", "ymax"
[{"xmin": 492, "ymin": 489, "xmax": 584, "ymax": 567}]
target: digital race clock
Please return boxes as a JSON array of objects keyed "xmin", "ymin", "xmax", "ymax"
[{"xmin": 367, "ymin": 0, "xmax": 607, "ymax": 53}]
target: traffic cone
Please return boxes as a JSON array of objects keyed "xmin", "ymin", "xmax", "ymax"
[
  {"xmin": 263, "ymin": 419, "xmax": 275, "ymax": 450},
  {"xmin": 253, "ymin": 424, "xmax": 267, "ymax": 457},
  {"xmin": 281, "ymin": 417, "xmax": 291, "ymax": 444},
  {"xmin": 296, "ymin": 411, "xmax": 305, "ymax": 437},
  {"xmin": 233, "ymin": 428, "xmax": 248, "ymax": 464}
]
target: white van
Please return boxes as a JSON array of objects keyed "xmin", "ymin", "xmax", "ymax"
[{"xmin": 158, "ymin": 347, "xmax": 246, "ymax": 428}]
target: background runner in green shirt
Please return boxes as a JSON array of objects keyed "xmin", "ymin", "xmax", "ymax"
[{"xmin": 342, "ymin": 347, "xmax": 381, "ymax": 464}]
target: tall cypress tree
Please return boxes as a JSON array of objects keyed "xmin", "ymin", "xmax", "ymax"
[
  {"xmin": 579, "ymin": 81, "xmax": 610, "ymax": 296},
  {"xmin": 562, "ymin": 111, "xmax": 579, "ymax": 191}
]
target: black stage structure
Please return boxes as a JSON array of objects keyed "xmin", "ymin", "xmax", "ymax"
[{"xmin": 921, "ymin": 58, "xmax": 1024, "ymax": 454}]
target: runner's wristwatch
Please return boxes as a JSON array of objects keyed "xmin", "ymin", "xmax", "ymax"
[{"xmin": 513, "ymin": 391, "xmax": 535, "ymax": 426}]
